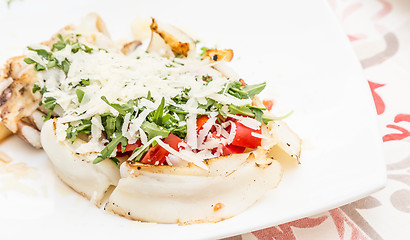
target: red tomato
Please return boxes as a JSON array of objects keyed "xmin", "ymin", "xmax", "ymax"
[
  {"xmin": 116, "ymin": 139, "xmax": 142, "ymax": 152},
  {"xmin": 210, "ymin": 132, "xmax": 245, "ymax": 156},
  {"xmin": 263, "ymin": 99, "xmax": 274, "ymax": 111},
  {"xmin": 221, "ymin": 144, "xmax": 245, "ymax": 155},
  {"xmin": 196, "ymin": 115, "xmax": 216, "ymax": 133},
  {"xmin": 231, "ymin": 121, "xmax": 262, "ymax": 149},
  {"xmin": 141, "ymin": 133, "xmax": 184, "ymax": 165},
  {"xmin": 196, "ymin": 115, "xmax": 209, "ymax": 132}
]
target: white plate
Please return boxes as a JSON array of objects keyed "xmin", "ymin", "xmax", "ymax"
[{"xmin": 0, "ymin": 0, "xmax": 386, "ymax": 239}]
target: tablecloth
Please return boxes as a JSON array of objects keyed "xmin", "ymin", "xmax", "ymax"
[{"xmin": 233, "ymin": 0, "xmax": 410, "ymax": 239}]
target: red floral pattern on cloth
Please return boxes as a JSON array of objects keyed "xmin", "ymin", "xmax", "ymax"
[
  {"xmin": 236, "ymin": 0, "xmax": 410, "ymax": 239},
  {"xmin": 383, "ymin": 114, "xmax": 410, "ymax": 142}
]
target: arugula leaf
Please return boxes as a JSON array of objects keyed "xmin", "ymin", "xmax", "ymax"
[
  {"xmin": 242, "ymin": 82, "xmax": 266, "ymax": 98},
  {"xmin": 228, "ymin": 104, "xmax": 254, "ymax": 117},
  {"xmin": 130, "ymin": 144, "xmax": 150, "ymax": 162},
  {"xmin": 93, "ymin": 133, "xmax": 126, "ymax": 164},
  {"xmin": 171, "ymin": 88, "xmax": 190, "ymax": 104},
  {"xmin": 76, "ymin": 89, "xmax": 85, "ymax": 103},
  {"xmin": 168, "ymin": 105, "xmax": 187, "ymax": 114},
  {"xmin": 198, "ymin": 98, "xmax": 216, "ymax": 110},
  {"xmin": 140, "ymin": 121, "xmax": 170, "ymax": 140},
  {"xmin": 152, "ymin": 97, "xmax": 165, "ymax": 125},
  {"xmin": 170, "ymin": 125, "xmax": 187, "ymax": 139},
  {"xmin": 102, "ymin": 114, "xmax": 116, "ymax": 140},
  {"xmin": 223, "ymin": 81, "xmax": 266, "ymax": 100},
  {"xmin": 261, "ymin": 110, "xmax": 294, "ymax": 124},
  {"xmin": 226, "ymin": 81, "xmax": 247, "ymax": 99},
  {"xmin": 253, "ymin": 108, "xmax": 263, "ymax": 123},
  {"xmin": 101, "ymin": 96, "xmax": 127, "ymax": 115},
  {"xmin": 109, "ymin": 157, "xmax": 121, "ymax": 168},
  {"xmin": 229, "ymin": 104, "xmax": 292, "ymax": 124},
  {"xmin": 146, "ymin": 91, "xmax": 153, "ymax": 102}
]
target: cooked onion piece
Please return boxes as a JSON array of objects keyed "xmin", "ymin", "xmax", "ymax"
[
  {"xmin": 148, "ymin": 18, "xmax": 196, "ymax": 58},
  {"xmin": 106, "ymin": 149, "xmax": 282, "ymax": 224},
  {"xmin": 41, "ymin": 119, "xmax": 120, "ymax": 206}
]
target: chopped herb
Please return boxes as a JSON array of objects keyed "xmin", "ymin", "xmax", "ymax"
[
  {"xmin": 66, "ymin": 119, "xmax": 92, "ymax": 143},
  {"xmin": 52, "ymin": 34, "xmax": 69, "ymax": 51},
  {"xmin": 60, "ymin": 59, "xmax": 70, "ymax": 74},
  {"xmin": 200, "ymin": 47, "xmax": 209, "ymax": 57},
  {"xmin": 23, "ymin": 58, "xmax": 36, "ymax": 64},
  {"xmin": 98, "ymin": 48, "xmax": 108, "ymax": 53},
  {"xmin": 76, "ymin": 89, "xmax": 85, "ymax": 103},
  {"xmin": 43, "ymin": 97, "xmax": 57, "ymax": 121},
  {"xmin": 79, "ymin": 78, "xmax": 90, "ymax": 87},
  {"xmin": 32, "ymin": 84, "xmax": 41, "ymax": 93}
]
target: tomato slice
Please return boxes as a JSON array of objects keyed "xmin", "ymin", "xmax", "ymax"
[
  {"xmin": 210, "ymin": 132, "xmax": 245, "ymax": 156},
  {"xmin": 221, "ymin": 144, "xmax": 245, "ymax": 155},
  {"xmin": 141, "ymin": 133, "xmax": 184, "ymax": 165},
  {"xmin": 262, "ymin": 99, "xmax": 274, "ymax": 111},
  {"xmin": 196, "ymin": 115, "xmax": 209, "ymax": 132},
  {"xmin": 231, "ymin": 121, "xmax": 262, "ymax": 149},
  {"xmin": 196, "ymin": 115, "xmax": 216, "ymax": 133},
  {"xmin": 116, "ymin": 139, "xmax": 142, "ymax": 152}
]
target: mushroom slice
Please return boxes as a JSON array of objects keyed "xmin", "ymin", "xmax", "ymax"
[
  {"xmin": 40, "ymin": 119, "xmax": 120, "ymax": 206},
  {"xmin": 106, "ymin": 149, "xmax": 282, "ymax": 224},
  {"xmin": 149, "ymin": 18, "xmax": 196, "ymax": 58}
]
